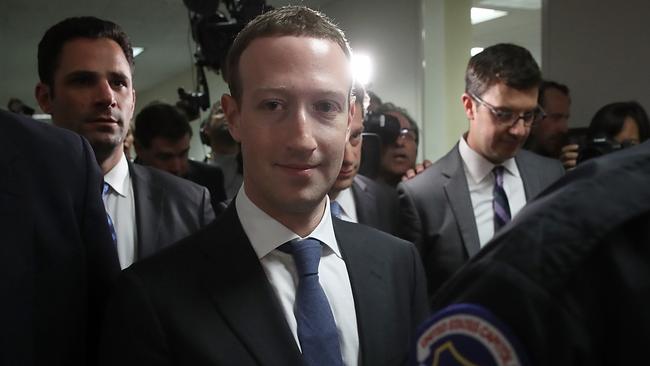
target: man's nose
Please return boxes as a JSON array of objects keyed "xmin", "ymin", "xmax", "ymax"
[{"xmin": 95, "ymin": 80, "xmax": 117, "ymax": 108}]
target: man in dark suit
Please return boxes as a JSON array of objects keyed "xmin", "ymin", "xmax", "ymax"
[
  {"xmin": 133, "ymin": 102, "xmax": 227, "ymax": 212},
  {"xmin": 99, "ymin": 6, "xmax": 428, "ymax": 365},
  {"xmin": 421, "ymin": 141, "xmax": 650, "ymax": 365},
  {"xmin": 398, "ymin": 43, "xmax": 564, "ymax": 299},
  {"xmin": 34, "ymin": 16, "xmax": 215, "ymax": 269},
  {"xmin": 0, "ymin": 110, "xmax": 118, "ymax": 365},
  {"xmin": 328, "ymin": 83, "xmax": 399, "ymax": 235}
]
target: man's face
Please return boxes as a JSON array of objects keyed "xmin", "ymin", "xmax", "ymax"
[
  {"xmin": 222, "ymin": 36, "xmax": 352, "ymax": 218},
  {"xmin": 135, "ymin": 134, "xmax": 191, "ymax": 177},
  {"xmin": 464, "ymin": 83, "xmax": 538, "ymax": 164},
  {"xmin": 380, "ymin": 111, "xmax": 418, "ymax": 179},
  {"xmin": 531, "ymin": 88, "xmax": 570, "ymax": 157},
  {"xmin": 36, "ymin": 37, "xmax": 135, "ymax": 158},
  {"xmin": 331, "ymin": 102, "xmax": 364, "ymax": 194}
]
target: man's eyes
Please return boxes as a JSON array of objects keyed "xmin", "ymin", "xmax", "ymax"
[{"xmin": 314, "ymin": 101, "xmax": 341, "ymax": 113}]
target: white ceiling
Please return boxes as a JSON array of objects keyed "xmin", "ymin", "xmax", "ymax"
[{"xmin": 0, "ymin": 0, "xmax": 539, "ymax": 114}]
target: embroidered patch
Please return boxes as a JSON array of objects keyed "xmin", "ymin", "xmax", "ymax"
[{"xmin": 415, "ymin": 303, "xmax": 529, "ymax": 366}]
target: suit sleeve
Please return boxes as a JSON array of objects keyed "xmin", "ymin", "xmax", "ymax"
[
  {"xmin": 396, "ymin": 182, "xmax": 424, "ymax": 248},
  {"xmin": 98, "ymin": 269, "xmax": 172, "ymax": 366}
]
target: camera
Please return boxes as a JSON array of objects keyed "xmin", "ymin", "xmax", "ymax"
[
  {"xmin": 358, "ymin": 111, "xmax": 402, "ymax": 178},
  {"xmin": 577, "ymin": 136, "xmax": 634, "ymax": 164}
]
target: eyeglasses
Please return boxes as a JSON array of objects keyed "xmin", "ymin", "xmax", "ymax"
[{"xmin": 470, "ymin": 93, "xmax": 545, "ymax": 127}]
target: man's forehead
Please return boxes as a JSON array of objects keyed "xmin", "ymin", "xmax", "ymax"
[{"xmin": 56, "ymin": 38, "xmax": 132, "ymax": 72}]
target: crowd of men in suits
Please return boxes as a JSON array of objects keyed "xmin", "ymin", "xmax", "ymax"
[{"xmin": 3, "ymin": 4, "xmax": 649, "ymax": 366}]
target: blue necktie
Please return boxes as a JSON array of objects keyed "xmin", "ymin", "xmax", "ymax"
[
  {"xmin": 330, "ymin": 200, "xmax": 343, "ymax": 219},
  {"xmin": 102, "ymin": 182, "xmax": 117, "ymax": 246},
  {"xmin": 280, "ymin": 238, "xmax": 343, "ymax": 366},
  {"xmin": 493, "ymin": 166, "xmax": 511, "ymax": 231}
]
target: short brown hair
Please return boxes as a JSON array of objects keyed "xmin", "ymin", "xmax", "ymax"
[
  {"xmin": 465, "ymin": 43, "xmax": 541, "ymax": 97},
  {"xmin": 223, "ymin": 6, "xmax": 351, "ymax": 103}
]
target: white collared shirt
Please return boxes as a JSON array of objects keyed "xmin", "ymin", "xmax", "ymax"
[
  {"xmin": 236, "ymin": 186, "xmax": 360, "ymax": 365},
  {"xmin": 103, "ymin": 153, "xmax": 137, "ymax": 269},
  {"xmin": 332, "ymin": 187, "xmax": 358, "ymax": 223},
  {"xmin": 458, "ymin": 136, "xmax": 526, "ymax": 247}
]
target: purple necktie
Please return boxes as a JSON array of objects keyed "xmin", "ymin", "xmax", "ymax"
[
  {"xmin": 493, "ymin": 166, "xmax": 511, "ymax": 231},
  {"xmin": 102, "ymin": 182, "xmax": 117, "ymax": 246}
]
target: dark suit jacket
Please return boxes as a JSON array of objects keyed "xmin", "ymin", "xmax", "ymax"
[
  {"xmin": 351, "ymin": 174, "xmax": 399, "ymax": 235},
  {"xmin": 0, "ymin": 110, "xmax": 119, "ymax": 365},
  {"xmin": 99, "ymin": 203, "xmax": 428, "ymax": 366},
  {"xmin": 186, "ymin": 159, "xmax": 227, "ymax": 213},
  {"xmin": 129, "ymin": 162, "xmax": 216, "ymax": 261},
  {"xmin": 397, "ymin": 144, "xmax": 564, "ymax": 298}
]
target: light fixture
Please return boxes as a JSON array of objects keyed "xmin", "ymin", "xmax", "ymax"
[
  {"xmin": 471, "ymin": 47, "xmax": 484, "ymax": 56},
  {"xmin": 133, "ymin": 47, "xmax": 144, "ymax": 57},
  {"xmin": 351, "ymin": 52, "xmax": 373, "ymax": 87},
  {"xmin": 471, "ymin": 7, "xmax": 508, "ymax": 25}
]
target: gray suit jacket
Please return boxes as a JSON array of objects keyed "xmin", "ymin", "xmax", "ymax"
[
  {"xmin": 351, "ymin": 174, "xmax": 399, "ymax": 235},
  {"xmin": 99, "ymin": 203, "xmax": 428, "ymax": 365},
  {"xmin": 129, "ymin": 162, "xmax": 216, "ymax": 260},
  {"xmin": 397, "ymin": 144, "xmax": 564, "ymax": 298}
]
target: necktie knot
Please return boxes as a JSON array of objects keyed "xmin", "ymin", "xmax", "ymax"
[
  {"xmin": 330, "ymin": 200, "xmax": 343, "ymax": 219},
  {"xmin": 279, "ymin": 238, "xmax": 322, "ymax": 277},
  {"xmin": 493, "ymin": 166, "xmax": 505, "ymax": 187}
]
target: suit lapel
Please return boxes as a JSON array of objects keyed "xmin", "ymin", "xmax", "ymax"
[
  {"xmin": 129, "ymin": 163, "xmax": 163, "ymax": 259},
  {"xmin": 351, "ymin": 177, "xmax": 377, "ymax": 227},
  {"xmin": 515, "ymin": 152, "xmax": 538, "ymax": 200},
  {"xmin": 197, "ymin": 205, "xmax": 302, "ymax": 366},
  {"xmin": 335, "ymin": 220, "xmax": 392, "ymax": 366},
  {"xmin": 442, "ymin": 147, "xmax": 481, "ymax": 257}
]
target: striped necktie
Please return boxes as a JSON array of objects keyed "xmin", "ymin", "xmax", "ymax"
[
  {"xmin": 102, "ymin": 182, "xmax": 117, "ymax": 245},
  {"xmin": 492, "ymin": 166, "xmax": 511, "ymax": 231}
]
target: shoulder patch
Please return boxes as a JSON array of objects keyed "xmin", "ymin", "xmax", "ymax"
[{"xmin": 415, "ymin": 303, "xmax": 529, "ymax": 366}]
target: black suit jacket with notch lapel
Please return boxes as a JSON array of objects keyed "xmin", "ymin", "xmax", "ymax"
[
  {"xmin": 99, "ymin": 202, "xmax": 429, "ymax": 366},
  {"xmin": 397, "ymin": 143, "xmax": 565, "ymax": 299},
  {"xmin": 128, "ymin": 162, "xmax": 216, "ymax": 261},
  {"xmin": 351, "ymin": 174, "xmax": 399, "ymax": 235}
]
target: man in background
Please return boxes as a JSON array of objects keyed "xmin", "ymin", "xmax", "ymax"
[
  {"xmin": 35, "ymin": 16, "xmax": 215, "ymax": 269},
  {"xmin": 134, "ymin": 102, "xmax": 227, "ymax": 211},
  {"xmin": 398, "ymin": 43, "xmax": 564, "ymax": 299},
  {"xmin": 328, "ymin": 83, "xmax": 399, "ymax": 235}
]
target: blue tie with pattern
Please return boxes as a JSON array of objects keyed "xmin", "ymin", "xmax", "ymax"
[
  {"xmin": 493, "ymin": 166, "xmax": 511, "ymax": 231},
  {"xmin": 102, "ymin": 182, "xmax": 117, "ymax": 245},
  {"xmin": 280, "ymin": 238, "xmax": 343, "ymax": 366},
  {"xmin": 330, "ymin": 200, "xmax": 343, "ymax": 219}
]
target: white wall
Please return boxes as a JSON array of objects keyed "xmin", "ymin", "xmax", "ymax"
[{"xmin": 543, "ymin": 0, "xmax": 650, "ymax": 127}]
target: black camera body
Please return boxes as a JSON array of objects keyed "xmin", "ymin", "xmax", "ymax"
[
  {"xmin": 577, "ymin": 136, "xmax": 633, "ymax": 164},
  {"xmin": 358, "ymin": 111, "xmax": 401, "ymax": 178}
]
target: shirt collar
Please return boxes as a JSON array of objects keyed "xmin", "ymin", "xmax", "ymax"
[
  {"xmin": 103, "ymin": 153, "xmax": 130, "ymax": 197},
  {"xmin": 333, "ymin": 187, "xmax": 355, "ymax": 218},
  {"xmin": 458, "ymin": 135, "xmax": 520, "ymax": 183},
  {"xmin": 235, "ymin": 185, "xmax": 340, "ymax": 260}
]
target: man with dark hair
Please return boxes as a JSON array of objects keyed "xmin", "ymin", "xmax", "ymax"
[
  {"xmin": 328, "ymin": 84, "xmax": 400, "ymax": 235},
  {"xmin": 134, "ymin": 102, "xmax": 226, "ymax": 211},
  {"xmin": 0, "ymin": 109, "xmax": 118, "ymax": 365},
  {"xmin": 524, "ymin": 80, "xmax": 578, "ymax": 168},
  {"xmin": 34, "ymin": 16, "xmax": 215, "ymax": 270},
  {"xmin": 100, "ymin": 6, "xmax": 427, "ymax": 365},
  {"xmin": 374, "ymin": 102, "xmax": 420, "ymax": 187},
  {"xmin": 398, "ymin": 43, "xmax": 564, "ymax": 299}
]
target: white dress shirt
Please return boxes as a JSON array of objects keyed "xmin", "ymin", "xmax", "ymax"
[
  {"xmin": 103, "ymin": 153, "xmax": 137, "ymax": 269},
  {"xmin": 332, "ymin": 187, "xmax": 358, "ymax": 223},
  {"xmin": 458, "ymin": 136, "xmax": 526, "ymax": 247},
  {"xmin": 236, "ymin": 186, "xmax": 360, "ymax": 365}
]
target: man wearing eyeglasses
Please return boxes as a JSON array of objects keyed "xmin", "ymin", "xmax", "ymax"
[
  {"xmin": 397, "ymin": 43, "xmax": 564, "ymax": 300},
  {"xmin": 328, "ymin": 84, "xmax": 400, "ymax": 235}
]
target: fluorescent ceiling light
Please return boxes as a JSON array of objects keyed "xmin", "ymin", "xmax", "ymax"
[
  {"xmin": 351, "ymin": 52, "xmax": 373, "ymax": 86},
  {"xmin": 471, "ymin": 7, "xmax": 508, "ymax": 25},
  {"xmin": 133, "ymin": 47, "xmax": 144, "ymax": 57},
  {"xmin": 471, "ymin": 47, "xmax": 484, "ymax": 56},
  {"xmin": 476, "ymin": 0, "xmax": 541, "ymax": 10}
]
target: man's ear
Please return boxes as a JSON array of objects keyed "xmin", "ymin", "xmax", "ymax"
[
  {"xmin": 461, "ymin": 93, "xmax": 475, "ymax": 120},
  {"xmin": 35, "ymin": 82, "xmax": 53, "ymax": 114},
  {"xmin": 221, "ymin": 94, "xmax": 242, "ymax": 142}
]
